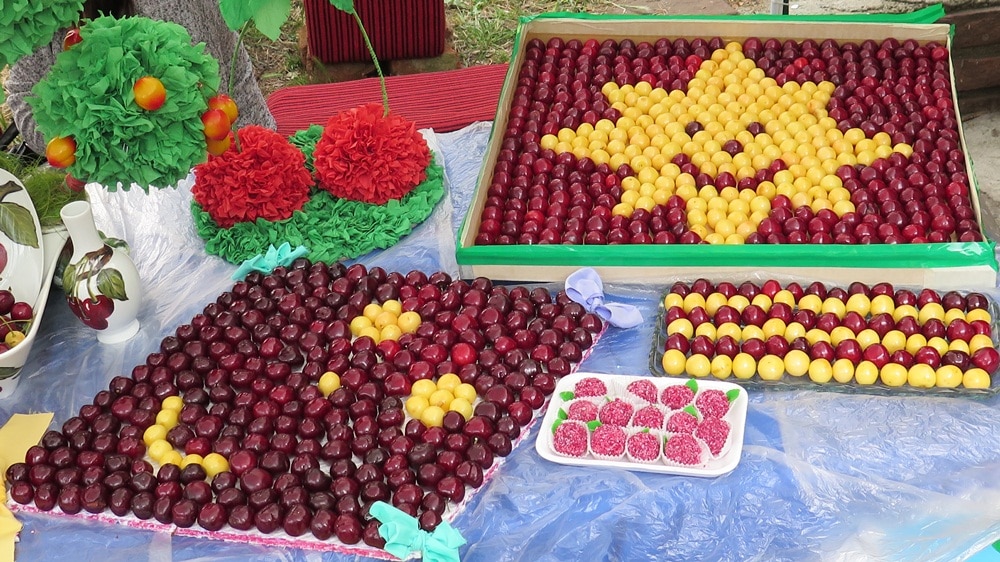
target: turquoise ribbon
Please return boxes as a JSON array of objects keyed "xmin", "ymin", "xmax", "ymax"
[
  {"xmin": 565, "ymin": 267, "xmax": 643, "ymax": 329},
  {"xmin": 370, "ymin": 501, "xmax": 466, "ymax": 562},
  {"xmin": 231, "ymin": 242, "xmax": 309, "ymax": 280}
]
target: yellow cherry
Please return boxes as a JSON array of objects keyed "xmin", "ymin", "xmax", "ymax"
[
  {"xmin": 161, "ymin": 396, "xmax": 184, "ymax": 412},
  {"xmin": 881, "ymin": 330, "xmax": 907, "ymax": 354},
  {"xmin": 797, "ymin": 294, "xmax": 823, "ymax": 314},
  {"xmin": 855, "ymin": 328, "xmax": 881, "ymax": 350},
  {"xmin": 907, "ymin": 364, "xmax": 937, "ymax": 388},
  {"xmin": 758, "ymin": 355, "xmax": 785, "ymax": 381},
  {"xmin": 350, "ymin": 315, "xmax": 374, "ymax": 336},
  {"xmin": 363, "ymin": 303, "xmax": 383, "ymax": 322},
  {"xmin": 805, "ymin": 328, "xmax": 831, "ymax": 345},
  {"xmin": 948, "ymin": 339, "xmax": 970, "ymax": 354},
  {"xmin": 437, "ymin": 373, "xmax": 461, "ymax": 392},
  {"xmin": 664, "ymin": 293, "xmax": 684, "ymax": 309},
  {"xmin": 405, "ymin": 395, "xmax": 429, "ymax": 418},
  {"xmin": 727, "ymin": 294, "xmax": 750, "ymax": 313},
  {"xmin": 944, "ymin": 308, "xmax": 966, "ymax": 325},
  {"xmin": 967, "ymin": 309, "xmax": 992, "ymax": 324},
  {"xmin": 742, "ymin": 325, "xmax": 765, "ymax": 342},
  {"xmin": 717, "ymin": 322, "xmax": 743, "ymax": 341},
  {"xmin": 358, "ymin": 326, "xmax": 381, "ymax": 343},
  {"xmin": 667, "ymin": 318, "xmax": 695, "ymax": 339},
  {"xmin": 905, "ymin": 334, "xmax": 928, "ymax": 356},
  {"xmin": 161, "ymin": 451, "xmax": 183, "ymax": 468},
  {"xmin": 454, "ymin": 383, "xmax": 477, "ymax": 403},
  {"xmin": 808, "ymin": 358, "xmax": 834, "ymax": 383},
  {"xmin": 783, "ymin": 349, "xmax": 810, "ymax": 377},
  {"xmin": 155, "ymin": 409, "xmax": 179, "ymax": 430},
  {"xmin": 373, "ymin": 310, "xmax": 398, "ymax": 330},
  {"xmin": 732, "ymin": 352, "xmax": 757, "ymax": 379},
  {"xmin": 686, "ymin": 354, "xmax": 712, "ymax": 378},
  {"xmin": 428, "ymin": 389, "xmax": 455, "ymax": 408},
  {"xmin": 397, "ymin": 311, "xmax": 423, "ymax": 334},
  {"xmin": 761, "ymin": 318, "xmax": 787, "ymax": 340},
  {"xmin": 180, "ymin": 454, "xmax": 204, "ymax": 469},
  {"xmin": 927, "ymin": 337, "xmax": 950, "ymax": 357},
  {"xmin": 879, "ymin": 363, "xmax": 908, "ymax": 387},
  {"xmin": 683, "ymin": 292, "xmax": 707, "ymax": 313},
  {"xmin": 449, "ymin": 397, "xmax": 475, "ymax": 420},
  {"xmin": 318, "ymin": 371, "xmax": 341, "ymax": 397},
  {"xmin": 870, "ymin": 294, "xmax": 895, "ymax": 316},
  {"xmin": 854, "ymin": 361, "xmax": 879, "ymax": 385},
  {"xmin": 832, "ymin": 358, "xmax": 855, "ymax": 383},
  {"xmin": 935, "ymin": 365, "xmax": 963, "ymax": 388},
  {"xmin": 381, "ymin": 299, "xmax": 402, "ymax": 316},
  {"xmin": 143, "ymin": 424, "xmax": 168, "ymax": 447},
  {"xmin": 410, "ymin": 379, "xmax": 437, "ymax": 398},
  {"xmin": 202, "ymin": 453, "xmax": 230, "ymax": 478},
  {"xmin": 969, "ymin": 334, "xmax": 994, "ymax": 354},
  {"xmin": 963, "ymin": 368, "xmax": 991, "ymax": 389},
  {"xmin": 662, "ymin": 349, "xmax": 687, "ymax": 376},
  {"xmin": 892, "ymin": 304, "xmax": 918, "ymax": 323},
  {"xmin": 711, "ymin": 355, "xmax": 733, "ymax": 379},
  {"xmin": 917, "ymin": 302, "xmax": 945, "ymax": 325},
  {"xmin": 147, "ymin": 439, "xmax": 173, "ymax": 463},
  {"xmin": 380, "ymin": 324, "xmax": 403, "ymax": 342},
  {"xmin": 830, "ymin": 326, "xmax": 857, "ymax": 346},
  {"xmin": 821, "ymin": 297, "xmax": 846, "ymax": 319},
  {"xmin": 420, "ymin": 405, "xmax": 446, "ymax": 428},
  {"xmin": 783, "ymin": 322, "xmax": 807, "ymax": 343}
]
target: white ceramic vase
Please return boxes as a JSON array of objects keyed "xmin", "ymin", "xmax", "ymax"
[{"xmin": 60, "ymin": 200, "xmax": 142, "ymax": 343}]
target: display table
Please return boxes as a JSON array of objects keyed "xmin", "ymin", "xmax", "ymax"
[{"xmin": 4, "ymin": 122, "xmax": 1000, "ymax": 561}]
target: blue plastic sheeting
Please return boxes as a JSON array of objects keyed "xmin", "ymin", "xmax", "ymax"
[{"xmin": 4, "ymin": 121, "xmax": 1000, "ymax": 561}]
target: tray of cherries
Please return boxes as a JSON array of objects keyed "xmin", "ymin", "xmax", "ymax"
[
  {"xmin": 649, "ymin": 278, "xmax": 1000, "ymax": 396},
  {"xmin": 536, "ymin": 372, "xmax": 747, "ymax": 477}
]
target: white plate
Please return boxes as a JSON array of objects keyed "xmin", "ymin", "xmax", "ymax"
[
  {"xmin": 0, "ymin": 168, "xmax": 52, "ymax": 398},
  {"xmin": 535, "ymin": 372, "xmax": 748, "ymax": 477}
]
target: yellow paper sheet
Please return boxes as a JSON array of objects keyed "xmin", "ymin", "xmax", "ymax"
[{"xmin": 0, "ymin": 413, "xmax": 54, "ymax": 562}]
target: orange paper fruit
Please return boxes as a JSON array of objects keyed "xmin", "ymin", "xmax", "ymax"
[
  {"xmin": 45, "ymin": 136, "xmax": 76, "ymax": 168},
  {"xmin": 208, "ymin": 94, "xmax": 239, "ymax": 124},
  {"xmin": 201, "ymin": 109, "xmax": 232, "ymax": 141},
  {"xmin": 133, "ymin": 76, "xmax": 166, "ymax": 111},
  {"xmin": 206, "ymin": 132, "xmax": 233, "ymax": 156}
]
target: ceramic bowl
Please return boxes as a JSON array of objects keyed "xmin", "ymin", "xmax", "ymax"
[{"xmin": 0, "ymin": 167, "xmax": 58, "ymax": 399}]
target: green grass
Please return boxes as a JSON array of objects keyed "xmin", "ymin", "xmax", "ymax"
[{"xmin": 445, "ymin": 0, "xmax": 622, "ymax": 66}]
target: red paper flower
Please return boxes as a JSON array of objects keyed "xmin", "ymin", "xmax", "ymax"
[
  {"xmin": 192, "ymin": 125, "xmax": 312, "ymax": 228},
  {"xmin": 313, "ymin": 103, "xmax": 431, "ymax": 205}
]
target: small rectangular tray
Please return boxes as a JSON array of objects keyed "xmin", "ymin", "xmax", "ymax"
[
  {"xmin": 648, "ymin": 287, "xmax": 1000, "ymax": 397},
  {"xmin": 535, "ymin": 372, "xmax": 748, "ymax": 477}
]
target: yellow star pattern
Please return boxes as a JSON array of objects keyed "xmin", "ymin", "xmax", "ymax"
[{"xmin": 541, "ymin": 41, "xmax": 914, "ymax": 244}]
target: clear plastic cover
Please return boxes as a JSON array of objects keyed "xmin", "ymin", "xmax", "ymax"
[{"xmin": 3, "ymin": 122, "xmax": 1000, "ymax": 561}]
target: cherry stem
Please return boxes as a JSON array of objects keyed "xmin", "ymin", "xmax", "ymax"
[{"xmin": 352, "ymin": 11, "xmax": 389, "ymax": 116}]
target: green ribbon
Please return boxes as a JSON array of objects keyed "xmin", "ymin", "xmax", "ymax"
[
  {"xmin": 370, "ymin": 501, "xmax": 466, "ymax": 562},
  {"xmin": 231, "ymin": 242, "xmax": 308, "ymax": 280}
]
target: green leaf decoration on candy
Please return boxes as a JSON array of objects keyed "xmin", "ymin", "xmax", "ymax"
[
  {"xmin": 683, "ymin": 405, "xmax": 699, "ymax": 418},
  {"xmin": 552, "ymin": 419, "xmax": 563, "ymax": 433},
  {"xmin": 96, "ymin": 268, "xmax": 128, "ymax": 301},
  {"xmin": 557, "ymin": 409, "xmax": 567, "ymax": 421},
  {"xmin": 685, "ymin": 379, "xmax": 699, "ymax": 393},
  {"xmin": 559, "ymin": 391, "xmax": 575, "ymax": 402},
  {"xmin": 726, "ymin": 388, "xmax": 741, "ymax": 403},
  {"xmin": 586, "ymin": 420, "xmax": 601, "ymax": 432},
  {"xmin": 29, "ymin": 16, "xmax": 220, "ymax": 190}
]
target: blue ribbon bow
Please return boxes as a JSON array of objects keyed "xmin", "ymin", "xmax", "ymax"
[
  {"xmin": 370, "ymin": 501, "xmax": 466, "ymax": 562},
  {"xmin": 231, "ymin": 242, "xmax": 309, "ymax": 280},
  {"xmin": 565, "ymin": 268, "xmax": 643, "ymax": 328}
]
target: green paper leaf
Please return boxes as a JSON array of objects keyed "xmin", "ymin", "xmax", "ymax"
[
  {"xmin": 96, "ymin": 268, "xmax": 128, "ymax": 301},
  {"xmin": 252, "ymin": 0, "xmax": 292, "ymax": 40},
  {"xmin": 586, "ymin": 420, "xmax": 601, "ymax": 432},
  {"xmin": 329, "ymin": 0, "xmax": 356, "ymax": 14},
  {"xmin": 641, "ymin": 427, "xmax": 650, "ymax": 433},
  {"xmin": 556, "ymin": 409, "xmax": 567, "ymax": 421},
  {"xmin": 552, "ymin": 419, "xmax": 563, "ymax": 433},
  {"xmin": 685, "ymin": 379, "xmax": 698, "ymax": 393},
  {"xmin": 219, "ymin": 0, "xmax": 292, "ymax": 39},
  {"xmin": 0, "ymin": 202, "xmax": 40, "ymax": 248},
  {"xmin": 726, "ymin": 388, "xmax": 741, "ymax": 403},
  {"xmin": 683, "ymin": 405, "xmax": 698, "ymax": 418},
  {"xmin": 559, "ymin": 391, "xmax": 574, "ymax": 402}
]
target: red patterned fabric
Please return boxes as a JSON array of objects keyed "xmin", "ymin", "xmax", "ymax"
[
  {"xmin": 304, "ymin": 0, "xmax": 445, "ymax": 64},
  {"xmin": 266, "ymin": 64, "xmax": 509, "ymax": 136}
]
